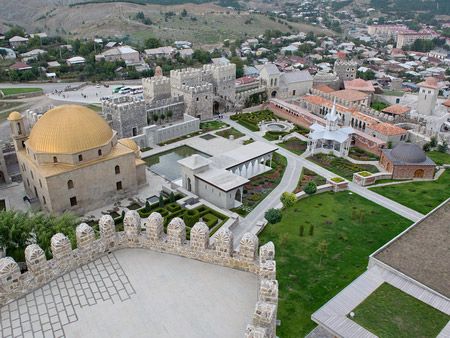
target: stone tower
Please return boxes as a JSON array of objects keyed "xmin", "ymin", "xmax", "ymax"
[
  {"xmin": 417, "ymin": 77, "xmax": 441, "ymax": 116},
  {"xmin": 333, "ymin": 59, "xmax": 357, "ymax": 87},
  {"xmin": 142, "ymin": 66, "xmax": 172, "ymax": 102},
  {"xmin": 7, "ymin": 111, "xmax": 28, "ymax": 151}
]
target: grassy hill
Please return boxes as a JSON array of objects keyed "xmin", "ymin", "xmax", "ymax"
[{"xmin": 0, "ymin": 1, "xmax": 331, "ymax": 47}]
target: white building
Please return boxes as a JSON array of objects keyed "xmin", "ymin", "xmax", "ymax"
[
  {"xmin": 307, "ymin": 99, "xmax": 353, "ymax": 157},
  {"xmin": 66, "ymin": 56, "xmax": 86, "ymax": 66},
  {"xmin": 178, "ymin": 141, "xmax": 277, "ymax": 209}
]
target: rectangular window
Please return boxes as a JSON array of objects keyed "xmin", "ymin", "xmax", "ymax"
[
  {"xmin": 78, "ymin": 154, "xmax": 83, "ymax": 161},
  {"xmin": 116, "ymin": 181, "xmax": 122, "ymax": 190},
  {"xmin": 70, "ymin": 196, "xmax": 77, "ymax": 206}
]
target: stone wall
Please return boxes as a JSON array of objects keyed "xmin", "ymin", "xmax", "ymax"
[{"xmin": 0, "ymin": 211, "xmax": 278, "ymax": 337}]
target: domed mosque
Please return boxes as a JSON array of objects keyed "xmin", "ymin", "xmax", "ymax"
[
  {"xmin": 8, "ymin": 105, "xmax": 147, "ymax": 214},
  {"xmin": 379, "ymin": 142, "xmax": 435, "ymax": 179}
]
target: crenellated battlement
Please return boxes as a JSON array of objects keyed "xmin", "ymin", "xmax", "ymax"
[
  {"xmin": 142, "ymin": 76, "xmax": 171, "ymax": 86},
  {"xmin": 174, "ymin": 83, "xmax": 213, "ymax": 95},
  {"xmin": 0, "ymin": 211, "xmax": 278, "ymax": 337}
]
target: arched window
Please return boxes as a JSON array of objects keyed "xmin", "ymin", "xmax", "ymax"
[
  {"xmin": 68, "ymin": 180, "xmax": 74, "ymax": 189},
  {"xmin": 78, "ymin": 154, "xmax": 83, "ymax": 161},
  {"xmin": 98, "ymin": 149, "xmax": 102, "ymax": 156},
  {"xmin": 53, "ymin": 156, "xmax": 58, "ymax": 163},
  {"xmin": 115, "ymin": 165, "xmax": 120, "ymax": 174}
]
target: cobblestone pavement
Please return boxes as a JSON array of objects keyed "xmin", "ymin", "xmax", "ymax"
[{"xmin": 0, "ymin": 254, "xmax": 135, "ymax": 338}]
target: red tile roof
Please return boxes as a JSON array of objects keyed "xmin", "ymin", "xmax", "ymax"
[
  {"xmin": 344, "ymin": 79, "xmax": 375, "ymax": 93},
  {"xmin": 331, "ymin": 89, "xmax": 369, "ymax": 102},
  {"xmin": 370, "ymin": 122, "xmax": 407, "ymax": 136},
  {"xmin": 382, "ymin": 104, "xmax": 411, "ymax": 115}
]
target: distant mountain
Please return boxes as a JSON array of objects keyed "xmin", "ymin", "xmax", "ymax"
[{"xmin": 370, "ymin": 0, "xmax": 450, "ymax": 16}]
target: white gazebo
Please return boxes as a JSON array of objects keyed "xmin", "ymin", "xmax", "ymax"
[{"xmin": 307, "ymin": 99, "xmax": 353, "ymax": 157}]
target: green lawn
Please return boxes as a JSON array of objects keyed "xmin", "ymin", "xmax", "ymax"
[
  {"xmin": 279, "ymin": 138, "xmax": 308, "ymax": 155},
  {"xmin": 308, "ymin": 153, "xmax": 379, "ymax": 180},
  {"xmin": 0, "ymin": 87, "xmax": 42, "ymax": 96},
  {"xmin": 258, "ymin": 192, "xmax": 412, "ymax": 337},
  {"xmin": 426, "ymin": 151, "xmax": 450, "ymax": 165},
  {"xmin": 371, "ymin": 170, "xmax": 450, "ymax": 214},
  {"xmin": 200, "ymin": 120, "xmax": 228, "ymax": 132},
  {"xmin": 215, "ymin": 127, "xmax": 245, "ymax": 139},
  {"xmin": 352, "ymin": 283, "xmax": 449, "ymax": 338}
]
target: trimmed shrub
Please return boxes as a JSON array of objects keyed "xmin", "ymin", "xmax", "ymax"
[
  {"xmin": 183, "ymin": 209, "xmax": 200, "ymax": 227},
  {"xmin": 265, "ymin": 208, "xmax": 282, "ymax": 224},
  {"xmin": 304, "ymin": 181, "xmax": 317, "ymax": 195},
  {"xmin": 281, "ymin": 192, "xmax": 297, "ymax": 208},
  {"xmin": 202, "ymin": 213, "xmax": 218, "ymax": 228}
]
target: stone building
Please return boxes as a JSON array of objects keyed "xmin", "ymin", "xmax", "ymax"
[
  {"xmin": 9, "ymin": 106, "xmax": 146, "ymax": 214},
  {"xmin": 313, "ymin": 70, "xmax": 340, "ymax": 90},
  {"xmin": 259, "ymin": 63, "xmax": 313, "ymax": 99},
  {"xmin": 0, "ymin": 146, "xmax": 12, "ymax": 185},
  {"xmin": 333, "ymin": 59, "xmax": 358, "ymax": 87},
  {"xmin": 379, "ymin": 143, "xmax": 435, "ymax": 179}
]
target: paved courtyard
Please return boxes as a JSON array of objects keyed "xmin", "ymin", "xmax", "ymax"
[{"xmin": 0, "ymin": 249, "xmax": 257, "ymax": 338}]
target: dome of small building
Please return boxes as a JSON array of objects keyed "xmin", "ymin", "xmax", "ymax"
[
  {"xmin": 118, "ymin": 138, "xmax": 140, "ymax": 156},
  {"xmin": 7, "ymin": 111, "xmax": 23, "ymax": 121},
  {"xmin": 390, "ymin": 142, "xmax": 427, "ymax": 163},
  {"xmin": 27, "ymin": 105, "xmax": 113, "ymax": 154}
]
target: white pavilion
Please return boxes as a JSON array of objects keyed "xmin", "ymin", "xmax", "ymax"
[{"xmin": 307, "ymin": 99, "xmax": 353, "ymax": 157}]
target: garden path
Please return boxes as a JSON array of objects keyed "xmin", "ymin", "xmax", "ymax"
[{"xmin": 226, "ymin": 117, "xmax": 424, "ymax": 248}]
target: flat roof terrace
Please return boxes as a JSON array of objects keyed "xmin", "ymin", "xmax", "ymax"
[
  {"xmin": 0, "ymin": 249, "xmax": 258, "ymax": 338},
  {"xmin": 374, "ymin": 199, "xmax": 450, "ymax": 298}
]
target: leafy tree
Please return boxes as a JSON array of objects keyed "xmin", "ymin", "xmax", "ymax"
[
  {"xmin": 169, "ymin": 192, "xmax": 176, "ymax": 203},
  {"xmin": 265, "ymin": 208, "xmax": 282, "ymax": 224},
  {"xmin": 438, "ymin": 141, "xmax": 448, "ymax": 153},
  {"xmin": 423, "ymin": 142, "xmax": 431, "ymax": 152},
  {"xmin": 159, "ymin": 193, "xmax": 164, "ymax": 207},
  {"xmin": 144, "ymin": 37, "xmax": 162, "ymax": 49},
  {"xmin": 304, "ymin": 181, "xmax": 317, "ymax": 195},
  {"xmin": 5, "ymin": 26, "xmax": 25, "ymax": 40},
  {"xmin": 181, "ymin": 9, "xmax": 188, "ymax": 17},
  {"xmin": 430, "ymin": 136, "xmax": 438, "ymax": 148},
  {"xmin": 280, "ymin": 192, "xmax": 296, "ymax": 209},
  {"xmin": 166, "ymin": 110, "xmax": 173, "ymax": 120},
  {"xmin": 230, "ymin": 56, "xmax": 244, "ymax": 78}
]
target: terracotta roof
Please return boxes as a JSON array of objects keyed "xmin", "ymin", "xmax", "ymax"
[
  {"xmin": 303, "ymin": 95, "xmax": 355, "ymax": 113},
  {"xmin": 382, "ymin": 104, "xmax": 411, "ymax": 115},
  {"xmin": 443, "ymin": 100, "xmax": 450, "ymax": 108},
  {"xmin": 369, "ymin": 122, "xmax": 407, "ymax": 136},
  {"xmin": 314, "ymin": 84, "xmax": 335, "ymax": 93},
  {"xmin": 236, "ymin": 76, "xmax": 258, "ymax": 85},
  {"xmin": 344, "ymin": 79, "xmax": 375, "ymax": 93},
  {"xmin": 331, "ymin": 89, "xmax": 369, "ymax": 102},
  {"xmin": 9, "ymin": 62, "xmax": 32, "ymax": 70},
  {"xmin": 417, "ymin": 77, "xmax": 441, "ymax": 90}
]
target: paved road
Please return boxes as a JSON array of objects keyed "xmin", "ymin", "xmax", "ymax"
[{"xmin": 226, "ymin": 118, "xmax": 424, "ymax": 247}]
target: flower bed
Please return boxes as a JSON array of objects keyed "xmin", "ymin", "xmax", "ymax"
[
  {"xmin": 279, "ymin": 138, "xmax": 308, "ymax": 155},
  {"xmin": 308, "ymin": 153, "xmax": 379, "ymax": 180},
  {"xmin": 348, "ymin": 147, "xmax": 379, "ymax": 161},
  {"xmin": 295, "ymin": 168, "xmax": 326, "ymax": 193},
  {"xmin": 231, "ymin": 153, "xmax": 287, "ymax": 216}
]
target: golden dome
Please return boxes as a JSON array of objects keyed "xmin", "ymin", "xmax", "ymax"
[
  {"xmin": 7, "ymin": 111, "xmax": 23, "ymax": 121},
  {"xmin": 118, "ymin": 138, "xmax": 140, "ymax": 157},
  {"xmin": 28, "ymin": 105, "xmax": 113, "ymax": 154}
]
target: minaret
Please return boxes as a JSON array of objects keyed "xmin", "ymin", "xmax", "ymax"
[
  {"xmin": 325, "ymin": 99, "xmax": 339, "ymax": 131},
  {"xmin": 417, "ymin": 77, "xmax": 441, "ymax": 116},
  {"xmin": 7, "ymin": 111, "xmax": 28, "ymax": 151}
]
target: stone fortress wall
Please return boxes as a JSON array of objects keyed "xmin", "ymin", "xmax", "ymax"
[
  {"xmin": 0, "ymin": 211, "xmax": 278, "ymax": 337},
  {"xmin": 142, "ymin": 76, "xmax": 172, "ymax": 102}
]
